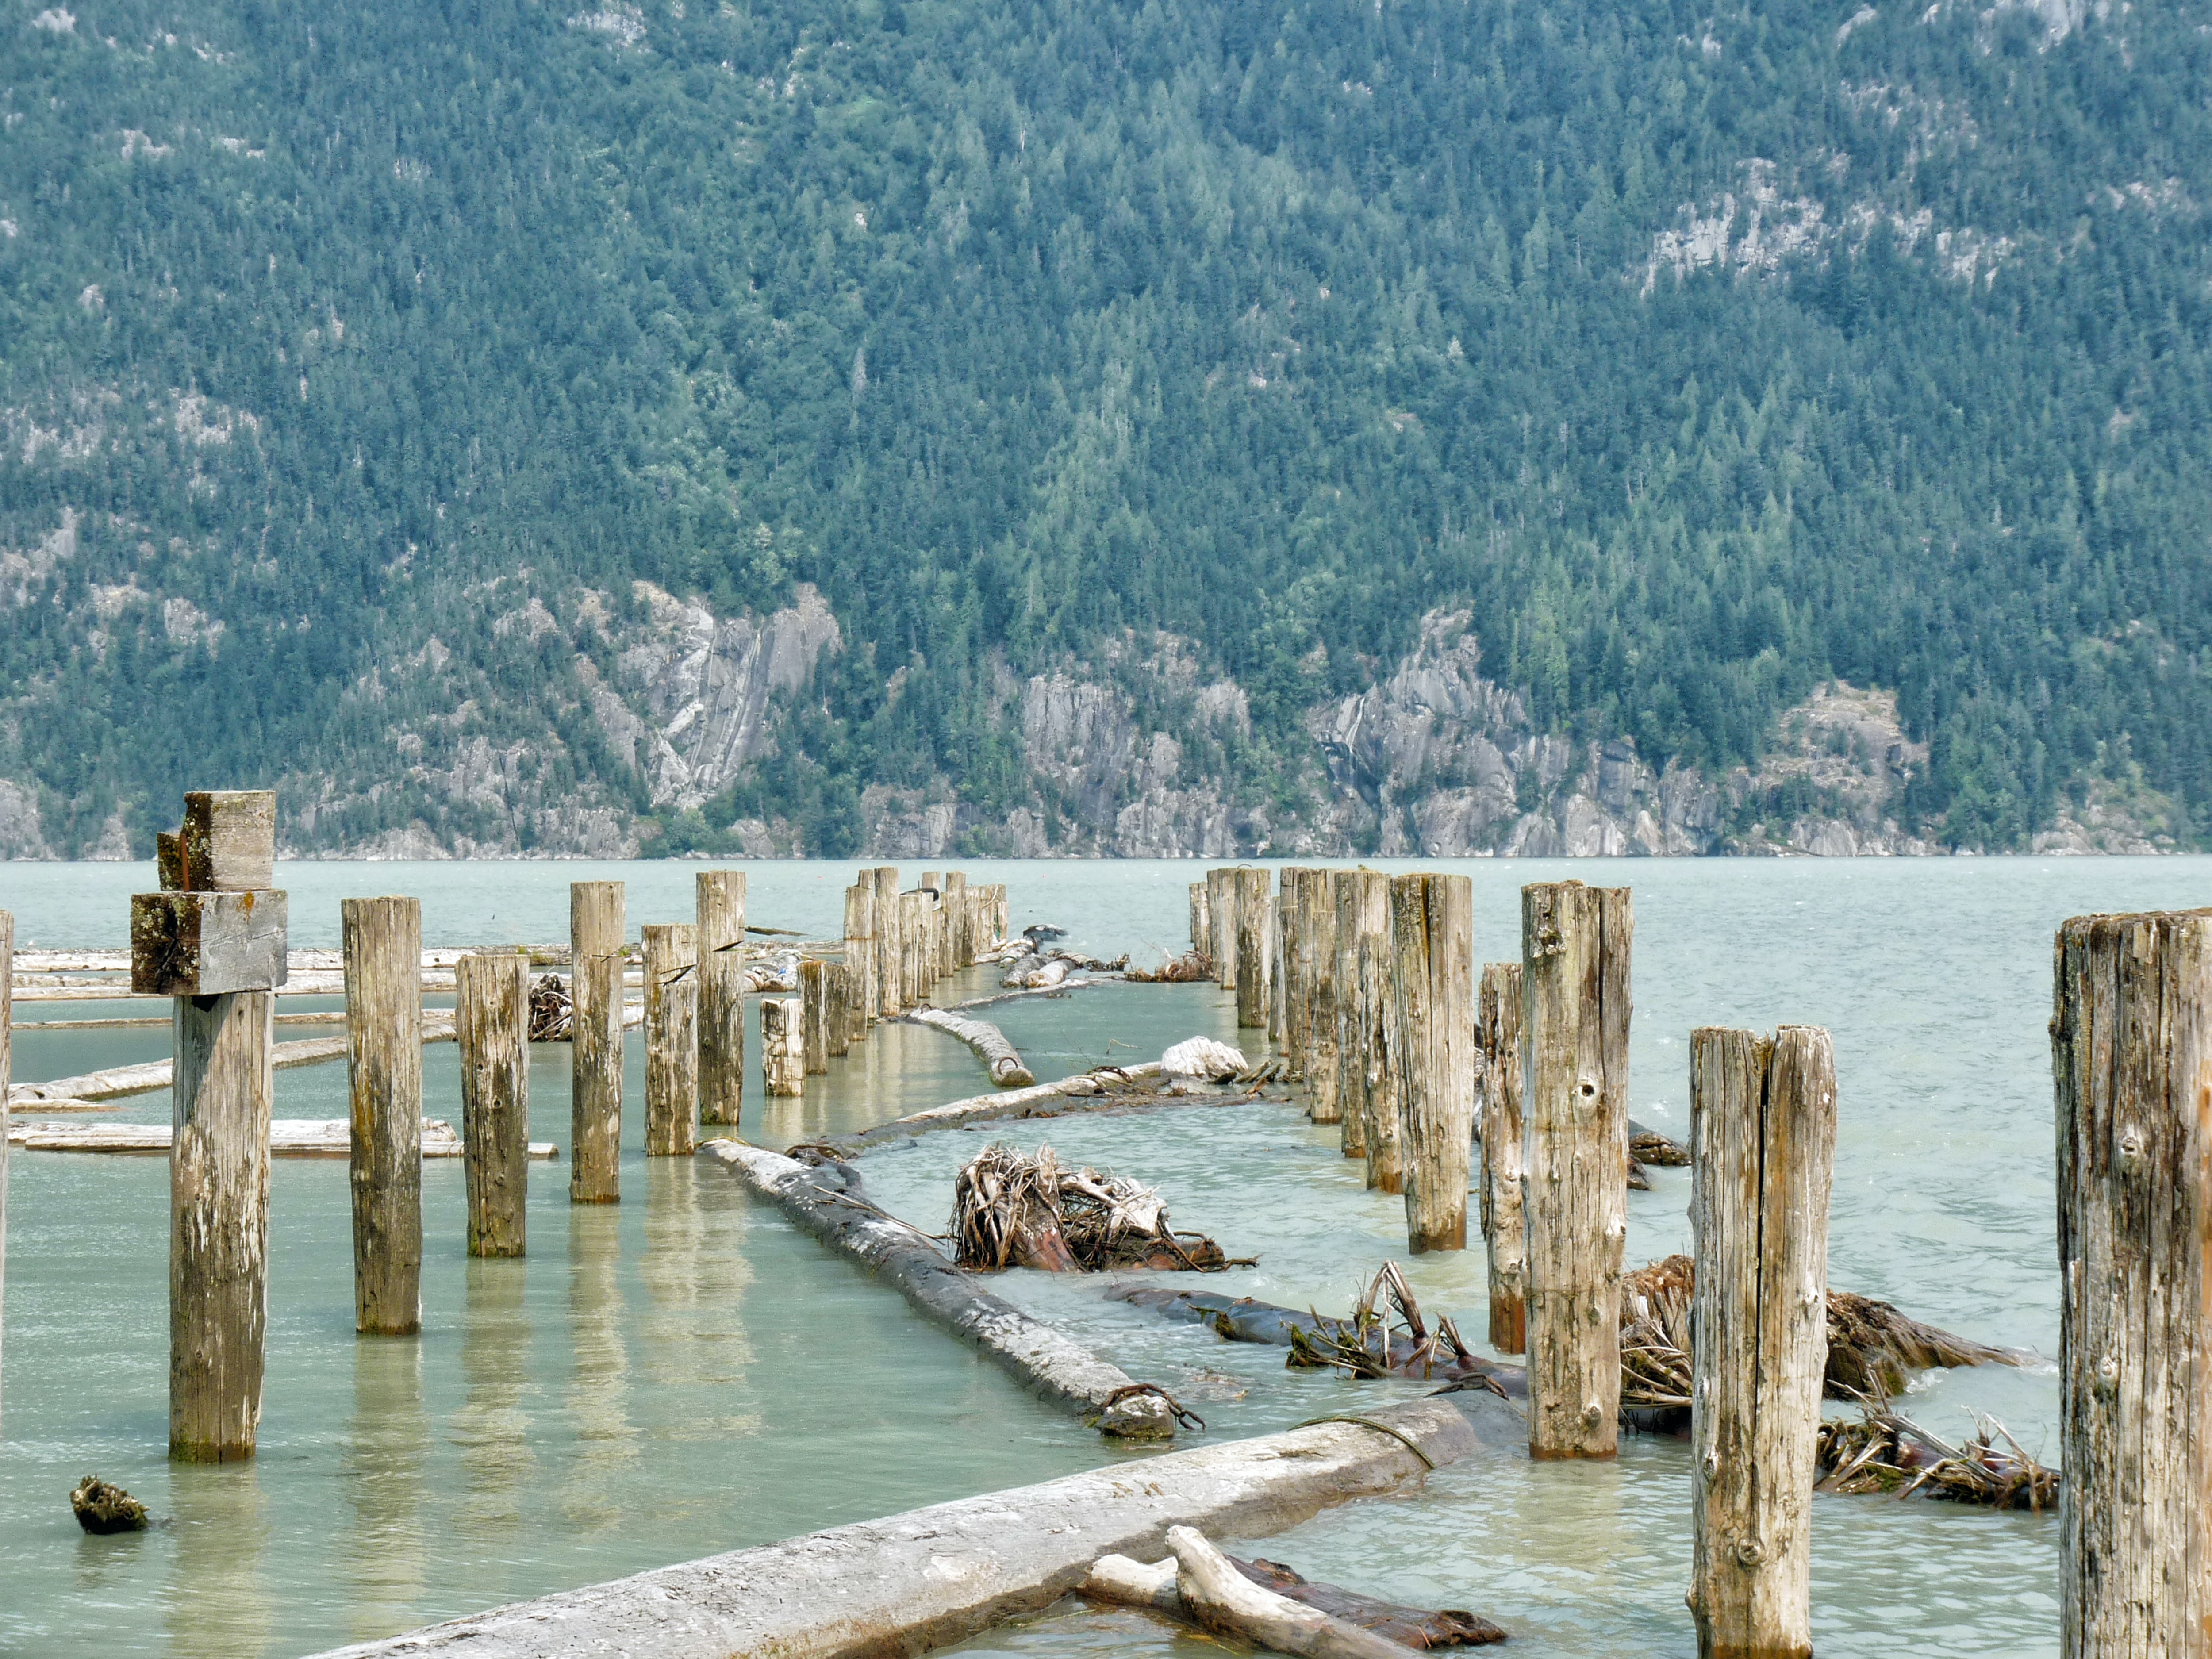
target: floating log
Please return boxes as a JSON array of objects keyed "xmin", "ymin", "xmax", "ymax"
[
  {"xmin": 299, "ymin": 1393, "xmax": 1498, "ymax": 1659},
  {"xmin": 1477, "ymin": 962, "xmax": 1527, "ymax": 1353},
  {"xmin": 1393, "ymin": 873, "xmax": 1476, "ymax": 1254},
  {"xmin": 707, "ymin": 1141, "xmax": 1175, "ymax": 1436},
  {"xmin": 1083, "ymin": 1547, "xmax": 1506, "ymax": 1649},
  {"xmin": 644, "ymin": 924, "xmax": 699, "ymax": 1157},
  {"xmin": 1167, "ymin": 1525, "xmax": 1428, "ymax": 1659},
  {"xmin": 345, "ymin": 896, "xmax": 424, "ymax": 1337},
  {"xmin": 5, "ymin": 1022, "xmax": 434, "ymax": 1110},
  {"xmin": 761, "ymin": 998, "xmax": 803, "ymax": 1096},
  {"xmin": 906, "ymin": 1007, "xmax": 1036, "ymax": 1087},
  {"xmin": 569, "ymin": 882, "xmax": 625, "ymax": 1204},
  {"xmin": 696, "ymin": 871, "xmax": 746, "ymax": 1128},
  {"xmin": 457, "ymin": 952, "xmax": 530, "ymax": 1256},
  {"xmin": 12, "ymin": 1117, "xmax": 557, "ymax": 1158}
]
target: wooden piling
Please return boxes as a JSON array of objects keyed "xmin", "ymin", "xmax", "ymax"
[
  {"xmin": 762, "ymin": 998, "xmax": 803, "ymax": 1096},
  {"xmin": 824, "ymin": 963, "xmax": 853, "ymax": 1058},
  {"xmin": 945, "ymin": 871, "xmax": 970, "ymax": 967},
  {"xmin": 1304, "ymin": 869, "xmax": 1341, "ymax": 1125},
  {"xmin": 344, "ymin": 896, "xmax": 423, "ymax": 1336},
  {"xmin": 1209, "ymin": 868, "xmax": 1237, "ymax": 990},
  {"xmin": 569, "ymin": 881, "xmax": 625, "ymax": 1204},
  {"xmin": 0, "ymin": 908, "xmax": 11, "ymax": 1431},
  {"xmin": 1358, "ymin": 899, "xmax": 1402, "ymax": 1192},
  {"xmin": 2053, "ymin": 910, "xmax": 2212, "ymax": 1657},
  {"xmin": 1477, "ymin": 962, "xmax": 1528, "ymax": 1355},
  {"xmin": 696, "ymin": 871, "xmax": 746, "ymax": 1128},
  {"xmin": 1688, "ymin": 1025, "xmax": 1834, "ymax": 1659},
  {"xmin": 1331, "ymin": 872, "xmax": 1365, "ymax": 1156},
  {"xmin": 644, "ymin": 923, "xmax": 699, "ymax": 1157},
  {"xmin": 799, "ymin": 958, "xmax": 830, "ymax": 1075},
  {"xmin": 1234, "ymin": 868, "xmax": 1272, "ymax": 1031},
  {"xmin": 1521, "ymin": 880, "xmax": 1633, "ymax": 1460},
  {"xmin": 1190, "ymin": 882, "xmax": 1211, "ymax": 972},
  {"xmin": 872, "ymin": 868, "xmax": 901, "ymax": 1018},
  {"xmin": 901, "ymin": 891, "xmax": 928, "ymax": 1010},
  {"xmin": 456, "ymin": 951, "xmax": 528, "ymax": 1257},
  {"xmin": 1277, "ymin": 869, "xmax": 1307, "ymax": 1069},
  {"xmin": 844, "ymin": 881, "xmax": 876, "ymax": 1037},
  {"xmin": 170, "ymin": 987, "xmax": 274, "ymax": 1460},
  {"xmin": 1390, "ymin": 874, "xmax": 1475, "ymax": 1254}
]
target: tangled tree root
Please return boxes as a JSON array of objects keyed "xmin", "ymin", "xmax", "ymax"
[
  {"xmin": 1125, "ymin": 950, "xmax": 1214, "ymax": 983},
  {"xmin": 952, "ymin": 1143, "xmax": 1245, "ymax": 1272},
  {"xmin": 1816, "ymin": 1410, "xmax": 2058, "ymax": 1509},
  {"xmin": 527, "ymin": 973, "xmax": 572, "ymax": 1041},
  {"xmin": 71, "ymin": 1475, "xmax": 149, "ymax": 1534}
]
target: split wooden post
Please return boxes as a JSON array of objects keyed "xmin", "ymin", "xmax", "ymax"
[
  {"xmin": 824, "ymin": 963, "xmax": 853, "ymax": 1058},
  {"xmin": 2053, "ymin": 910, "xmax": 2212, "ymax": 1658},
  {"xmin": 1521, "ymin": 880, "xmax": 1633, "ymax": 1460},
  {"xmin": 1277, "ymin": 868, "xmax": 1307, "ymax": 1068},
  {"xmin": 762, "ymin": 998, "xmax": 804, "ymax": 1096},
  {"xmin": 1210, "ymin": 868, "xmax": 1238, "ymax": 991},
  {"xmin": 456, "ymin": 951, "xmax": 529, "ymax": 1257},
  {"xmin": 872, "ymin": 867, "xmax": 901, "ymax": 1018},
  {"xmin": 1357, "ymin": 880, "xmax": 1402, "ymax": 1191},
  {"xmin": 799, "ymin": 958, "xmax": 830, "ymax": 1075},
  {"xmin": 696, "ymin": 871, "xmax": 746, "ymax": 1128},
  {"xmin": 644, "ymin": 923, "xmax": 698, "ymax": 1157},
  {"xmin": 928, "ymin": 892, "xmax": 949, "ymax": 987},
  {"xmin": 1190, "ymin": 882, "xmax": 1212, "ymax": 972},
  {"xmin": 1688, "ymin": 1025, "xmax": 1835, "ymax": 1659},
  {"xmin": 344, "ymin": 896, "xmax": 423, "ymax": 1336},
  {"xmin": 1234, "ymin": 868, "xmax": 1272, "ymax": 1030},
  {"xmin": 901, "ymin": 891, "xmax": 928, "ymax": 1010},
  {"xmin": 1332, "ymin": 872, "xmax": 1365, "ymax": 1156},
  {"xmin": 844, "ymin": 880, "xmax": 877, "ymax": 1037},
  {"xmin": 1305, "ymin": 869, "xmax": 1341, "ymax": 1124},
  {"xmin": 1391, "ymin": 874, "xmax": 1475, "ymax": 1253},
  {"xmin": 0, "ymin": 909, "xmax": 10, "ymax": 1432},
  {"xmin": 1478, "ymin": 962, "xmax": 1528, "ymax": 1354},
  {"xmin": 569, "ymin": 881, "xmax": 625, "ymax": 1204},
  {"xmin": 945, "ymin": 872, "xmax": 970, "ymax": 967}
]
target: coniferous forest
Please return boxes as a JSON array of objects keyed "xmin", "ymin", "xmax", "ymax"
[{"xmin": 2, "ymin": 0, "xmax": 2208, "ymax": 856}]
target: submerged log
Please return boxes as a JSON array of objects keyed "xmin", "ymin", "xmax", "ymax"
[
  {"xmin": 1167, "ymin": 1525, "xmax": 1432, "ymax": 1659},
  {"xmin": 1087, "ymin": 1549, "xmax": 1506, "ymax": 1650},
  {"xmin": 907, "ymin": 1007, "xmax": 1037, "ymax": 1087}
]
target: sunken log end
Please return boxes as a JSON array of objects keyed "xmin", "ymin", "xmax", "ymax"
[{"xmin": 71, "ymin": 1475, "xmax": 150, "ymax": 1534}]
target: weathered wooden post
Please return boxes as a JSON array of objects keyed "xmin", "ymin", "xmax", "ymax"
[
  {"xmin": 1305, "ymin": 868, "xmax": 1341, "ymax": 1124},
  {"xmin": 134, "ymin": 789, "xmax": 286, "ymax": 1462},
  {"xmin": 945, "ymin": 871, "xmax": 970, "ymax": 967},
  {"xmin": 901, "ymin": 891, "xmax": 927, "ymax": 1010},
  {"xmin": 1478, "ymin": 962, "xmax": 1528, "ymax": 1354},
  {"xmin": 1391, "ymin": 874, "xmax": 1475, "ymax": 1253},
  {"xmin": 1688, "ymin": 1024, "xmax": 1835, "ymax": 1659},
  {"xmin": 344, "ymin": 896, "xmax": 423, "ymax": 1336},
  {"xmin": 1358, "ymin": 883, "xmax": 1402, "ymax": 1191},
  {"xmin": 1332, "ymin": 872, "xmax": 1365, "ymax": 1156},
  {"xmin": 1234, "ymin": 868, "xmax": 1272, "ymax": 1030},
  {"xmin": 799, "ymin": 958, "xmax": 830, "ymax": 1075},
  {"xmin": 644, "ymin": 923, "xmax": 698, "ymax": 1157},
  {"xmin": 762, "ymin": 998, "xmax": 803, "ymax": 1096},
  {"xmin": 1209, "ymin": 868, "xmax": 1238, "ymax": 991},
  {"xmin": 696, "ymin": 871, "xmax": 746, "ymax": 1128},
  {"xmin": 456, "ymin": 951, "xmax": 528, "ymax": 1257},
  {"xmin": 927, "ymin": 891, "xmax": 949, "ymax": 988},
  {"xmin": 824, "ymin": 963, "xmax": 853, "ymax": 1058},
  {"xmin": 0, "ymin": 907, "xmax": 11, "ymax": 1431},
  {"xmin": 2053, "ymin": 909, "xmax": 2212, "ymax": 1659},
  {"xmin": 872, "ymin": 867, "xmax": 901, "ymax": 1018},
  {"xmin": 1189, "ymin": 881, "xmax": 1211, "ymax": 972},
  {"xmin": 569, "ymin": 881, "xmax": 625, "ymax": 1204},
  {"xmin": 1276, "ymin": 868, "xmax": 1308, "ymax": 1068},
  {"xmin": 844, "ymin": 880, "xmax": 876, "ymax": 1037},
  {"xmin": 1522, "ymin": 879, "xmax": 1633, "ymax": 1460}
]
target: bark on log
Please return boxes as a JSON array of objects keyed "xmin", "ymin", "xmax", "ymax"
[
  {"xmin": 1392, "ymin": 875, "xmax": 1476, "ymax": 1253},
  {"xmin": 1305, "ymin": 869, "xmax": 1341, "ymax": 1125},
  {"xmin": 696, "ymin": 871, "xmax": 746, "ymax": 1128},
  {"xmin": 1690, "ymin": 1026, "xmax": 1835, "ymax": 1659},
  {"xmin": 844, "ymin": 880, "xmax": 876, "ymax": 1037},
  {"xmin": 1522, "ymin": 880, "xmax": 1633, "ymax": 1460},
  {"xmin": 344, "ymin": 896, "xmax": 422, "ymax": 1336},
  {"xmin": 908, "ymin": 1007, "xmax": 1037, "ymax": 1087},
  {"xmin": 569, "ymin": 882, "xmax": 625, "ymax": 1204},
  {"xmin": 762, "ymin": 998, "xmax": 804, "ymax": 1096},
  {"xmin": 171, "ymin": 988, "xmax": 273, "ymax": 1461},
  {"xmin": 644, "ymin": 924, "xmax": 699, "ymax": 1157},
  {"xmin": 872, "ymin": 868, "xmax": 902, "ymax": 1018},
  {"xmin": 2053, "ymin": 909, "xmax": 2212, "ymax": 1659},
  {"xmin": 457, "ymin": 952, "xmax": 529, "ymax": 1256},
  {"xmin": 1167, "ymin": 1526, "xmax": 1415, "ymax": 1659},
  {"xmin": 799, "ymin": 958, "xmax": 830, "ymax": 1076},
  {"xmin": 1235, "ymin": 869, "xmax": 1272, "ymax": 1031},
  {"xmin": 1479, "ymin": 961, "xmax": 1527, "ymax": 1354}
]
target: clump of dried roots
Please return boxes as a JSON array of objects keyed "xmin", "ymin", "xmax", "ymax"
[
  {"xmin": 1816, "ymin": 1409, "xmax": 2058, "ymax": 1510},
  {"xmin": 527, "ymin": 973, "xmax": 572, "ymax": 1042},
  {"xmin": 1284, "ymin": 1263, "xmax": 1492, "ymax": 1387},
  {"xmin": 951, "ymin": 1143, "xmax": 1242, "ymax": 1272}
]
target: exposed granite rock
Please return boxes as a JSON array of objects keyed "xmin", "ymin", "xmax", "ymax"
[{"xmin": 0, "ymin": 779, "xmax": 53, "ymax": 858}]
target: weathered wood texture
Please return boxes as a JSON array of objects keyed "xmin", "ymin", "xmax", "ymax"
[
  {"xmin": 1190, "ymin": 882, "xmax": 1212, "ymax": 971},
  {"xmin": 909, "ymin": 1007, "xmax": 1036, "ymax": 1087},
  {"xmin": 1521, "ymin": 879, "xmax": 1633, "ymax": 1460},
  {"xmin": 456, "ymin": 952, "xmax": 529, "ymax": 1257},
  {"xmin": 344, "ymin": 897, "xmax": 423, "ymax": 1336},
  {"xmin": 644, "ymin": 924, "xmax": 699, "ymax": 1158},
  {"xmin": 1235, "ymin": 869, "xmax": 1273, "ymax": 1030},
  {"xmin": 171, "ymin": 988, "xmax": 273, "ymax": 1460},
  {"xmin": 1210, "ymin": 868, "xmax": 1238, "ymax": 991},
  {"xmin": 2053, "ymin": 910, "xmax": 2212, "ymax": 1659},
  {"xmin": 873, "ymin": 868, "xmax": 902, "ymax": 1016},
  {"xmin": 21, "ymin": 1117, "xmax": 554, "ymax": 1158},
  {"xmin": 1278, "ymin": 869, "xmax": 1310, "ymax": 1072},
  {"xmin": 1477, "ymin": 962, "xmax": 1528, "ymax": 1354},
  {"xmin": 695, "ymin": 871, "xmax": 747, "ymax": 1128},
  {"xmin": 1689, "ymin": 1025, "xmax": 1835, "ymax": 1659},
  {"xmin": 901, "ymin": 892, "xmax": 929, "ymax": 1010},
  {"xmin": 1391, "ymin": 874, "xmax": 1475, "ymax": 1253},
  {"xmin": 1166, "ymin": 1525, "xmax": 1412, "ymax": 1659},
  {"xmin": 1332, "ymin": 872, "xmax": 1365, "ymax": 1157},
  {"xmin": 1357, "ymin": 913, "xmax": 1402, "ymax": 1191},
  {"xmin": 180, "ymin": 789, "xmax": 276, "ymax": 890},
  {"xmin": 0, "ymin": 910, "xmax": 10, "ymax": 1431},
  {"xmin": 945, "ymin": 872, "xmax": 970, "ymax": 967},
  {"xmin": 131, "ymin": 889, "xmax": 289, "ymax": 995},
  {"xmin": 824, "ymin": 963, "xmax": 854, "ymax": 1058},
  {"xmin": 157, "ymin": 830, "xmax": 185, "ymax": 891},
  {"xmin": 1305, "ymin": 868, "xmax": 1342, "ymax": 1125},
  {"xmin": 799, "ymin": 958, "xmax": 830, "ymax": 1075},
  {"xmin": 569, "ymin": 882, "xmax": 625, "ymax": 1204},
  {"xmin": 762, "ymin": 998, "xmax": 804, "ymax": 1096},
  {"xmin": 844, "ymin": 880, "xmax": 876, "ymax": 1036}
]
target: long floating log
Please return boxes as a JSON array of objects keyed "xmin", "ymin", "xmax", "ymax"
[
  {"xmin": 10, "ymin": 1117, "xmax": 557, "ymax": 1158},
  {"xmin": 707, "ymin": 1140, "xmax": 1175, "ymax": 1438},
  {"xmin": 300, "ymin": 1392, "xmax": 1503, "ymax": 1659},
  {"xmin": 8, "ymin": 1017, "xmax": 459, "ymax": 1108},
  {"xmin": 905, "ymin": 1007, "xmax": 1037, "ymax": 1087},
  {"xmin": 811, "ymin": 1061, "xmax": 1172, "ymax": 1157}
]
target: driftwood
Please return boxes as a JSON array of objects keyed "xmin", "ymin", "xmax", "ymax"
[
  {"xmin": 907, "ymin": 1007, "xmax": 1036, "ymax": 1087},
  {"xmin": 11, "ymin": 1117, "xmax": 557, "ymax": 1158},
  {"xmin": 1814, "ymin": 1409, "xmax": 2058, "ymax": 1510},
  {"xmin": 528, "ymin": 974, "xmax": 572, "ymax": 1041},
  {"xmin": 1125, "ymin": 950, "xmax": 1213, "ymax": 983},
  {"xmin": 71, "ymin": 1475, "xmax": 150, "ymax": 1533},
  {"xmin": 1166, "ymin": 1526, "xmax": 1443, "ymax": 1659},
  {"xmin": 1160, "ymin": 1037, "xmax": 1246, "ymax": 1080},
  {"xmin": 951, "ymin": 1144, "xmax": 1239, "ymax": 1272}
]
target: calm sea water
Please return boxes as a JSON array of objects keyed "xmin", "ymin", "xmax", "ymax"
[{"xmin": 1, "ymin": 855, "xmax": 2204, "ymax": 1657}]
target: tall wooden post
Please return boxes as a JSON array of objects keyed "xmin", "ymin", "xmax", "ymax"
[
  {"xmin": 1690, "ymin": 1025, "xmax": 1835, "ymax": 1659},
  {"xmin": 845, "ymin": 880, "xmax": 876, "ymax": 1034},
  {"xmin": 945, "ymin": 871, "xmax": 970, "ymax": 967},
  {"xmin": 1210, "ymin": 868, "xmax": 1238, "ymax": 990},
  {"xmin": 1332, "ymin": 873, "xmax": 1365, "ymax": 1156},
  {"xmin": 1278, "ymin": 868, "xmax": 1308, "ymax": 1070},
  {"xmin": 644, "ymin": 923, "xmax": 698, "ymax": 1157},
  {"xmin": 1234, "ymin": 868, "xmax": 1272, "ymax": 1030},
  {"xmin": 1190, "ymin": 881, "xmax": 1211, "ymax": 972},
  {"xmin": 1305, "ymin": 868, "xmax": 1341, "ymax": 1124},
  {"xmin": 1391, "ymin": 874, "xmax": 1475, "ymax": 1252},
  {"xmin": 569, "ymin": 881, "xmax": 625, "ymax": 1204},
  {"xmin": 900, "ymin": 891, "xmax": 926, "ymax": 1010},
  {"xmin": 872, "ymin": 867, "xmax": 901, "ymax": 1018},
  {"xmin": 799, "ymin": 958, "xmax": 830, "ymax": 1075},
  {"xmin": 695, "ymin": 871, "xmax": 746, "ymax": 1128},
  {"xmin": 456, "ymin": 951, "xmax": 528, "ymax": 1257},
  {"xmin": 1522, "ymin": 880, "xmax": 1633, "ymax": 1460},
  {"xmin": 824, "ymin": 963, "xmax": 853, "ymax": 1058},
  {"xmin": 927, "ymin": 892, "xmax": 949, "ymax": 988},
  {"xmin": 0, "ymin": 908, "xmax": 12, "ymax": 1432},
  {"xmin": 2054, "ymin": 910, "xmax": 2212, "ymax": 1659},
  {"xmin": 1478, "ymin": 962, "xmax": 1528, "ymax": 1354},
  {"xmin": 345, "ymin": 896, "xmax": 423, "ymax": 1336},
  {"xmin": 762, "ymin": 998, "xmax": 803, "ymax": 1096},
  {"xmin": 1358, "ymin": 886, "xmax": 1402, "ymax": 1191}
]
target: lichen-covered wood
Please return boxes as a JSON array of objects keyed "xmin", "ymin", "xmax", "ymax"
[
  {"xmin": 695, "ymin": 871, "xmax": 746, "ymax": 1127},
  {"xmin": 131, "ymin": 889, "xmax": 290, "ymax": 996},
  {"xmin": 1477, "ymin": 960, "xmax": 1527, "ymax": 1354},
  {"xmin": 344, "ymin": 896, "xmax": 423, "ymax": 1336},
  {"xmin": 180, "ymin": 789, "xmax": 276, "ymax": 891},
  {"xmin": 457, "ymin": 952, "xmax": 529, "ymax": 1256},
  {"xmin": 568, "ymin": 882, "xmax": 625, "ymax": 1204}
]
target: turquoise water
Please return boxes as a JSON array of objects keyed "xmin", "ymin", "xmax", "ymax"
[{"xmin": 2, "ymin": 856, "xmax": 2206, "ymax": 1656}]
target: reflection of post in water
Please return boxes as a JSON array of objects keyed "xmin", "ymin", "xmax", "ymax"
[
  {"xmin": 564, "ymin": 1204, "xmax": 637, "ymax": 1528},
  {"xmin": 342, "ymin": 1336, "xmax": 429, "ymax": 1644},
  {"xmin": 640, "ymin": 1157, "xmax": 754, "ymax": 1403},
  {"xmin": 453, "ymin": 1256, "xmax": 534, "ymax": 1532},
  {"xmin": 164, "ymin": 1464, "xmax": 271, "ymax": 1659}
]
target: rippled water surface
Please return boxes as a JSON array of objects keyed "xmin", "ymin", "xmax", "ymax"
[{"xmin": 3, "ymin": 856, "xmax": 2205, "ymax": 1656}]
